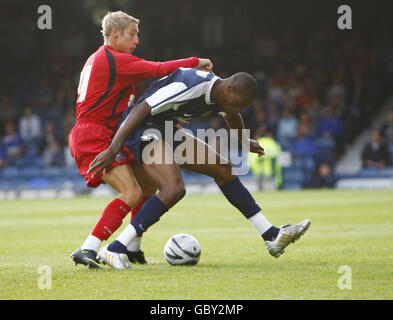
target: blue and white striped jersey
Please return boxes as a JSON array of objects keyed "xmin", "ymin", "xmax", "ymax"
[{"xmin": 135, "ymin": 68, "xmax": 222, "ymax": 123}]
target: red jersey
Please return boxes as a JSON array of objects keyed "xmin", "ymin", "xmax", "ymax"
[
  {"xmin": 69, "ymin": 45, "xmax": 199, "ymax": 187},
  {"xmin": 76, "ymin": 45, "xmax": 199, "ymax": 128}
]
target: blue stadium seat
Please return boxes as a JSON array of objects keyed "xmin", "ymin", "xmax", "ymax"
[
  {"xmin": 2, "ymin": 167, "xmax": 20, "ymax": 180},
  {"xmin": 27, "ymin": 177, "xmax": 51, "ymax": 189},
  {"xmin": 41, "ymin": 166, "xmax": 63, "ymax": 178},
  {"xmin": 49, "ymin": 177, "xmax": 70, "ymax": 188},
  {"xmin": 378, "ymin": 166, "xmax": 393, "ymax": 177},
  {"xmin": 282, "ymin": 182, "xmax": 303, "ymax": 190},
  {"xmin": 314, "ymin": 137, "xmax": 336, "ymax": 167},
  {"xmin": 359, "ymin": 167, "xmax": 379, "ymax": 177},
  {"xmin": 63, "ymin": 166, "xmax": 80, "ymax": 178},
  {"xmin": 7, "ymin": 178, "xmax": 27, "ymax": 189},
  {"xmin": 71, "ymin": 176, "xmax": 87, "ymax": 187},
  {"xmin": 20, "ymin": 167, "xmax": 42, "ymax": 179},
  {"xmin": 277, "ymin": 138, "xmax": 293, "ymax": 151},
  {"xmin": 282, "ymin": 167, "xmax": 304, "ymax": 185},
  {"xmin": 0, "ymin": 180, "xmax": 8, "ymax": 189},
  {"xmin": 292, "ymin": 157, "xmax": 315, "ymax": 186}
]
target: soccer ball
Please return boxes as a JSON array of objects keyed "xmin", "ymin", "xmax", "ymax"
[{"xmin": 164, "ymin": 233, "xmax": 201, "ymax": 265}]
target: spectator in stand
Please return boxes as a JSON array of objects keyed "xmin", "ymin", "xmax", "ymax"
[
  {"xmin": 310, "ymin": 163, "xmax": 335, "ymax": 189},
  {"xmin": 33, "ymin": 76, "xmax": 56, "ymax": 110},
  {"xmin": 0, "ymin": 140, "xmax": 6, "ymax": 168},
  {"xmin": 380, "ymin": 108, "xmax": 393, "ymax": 146},
  {"xmin": 361, "ymin": 129, "xmax": 391, "ymax": 169},
  {"xmin": 294, "ymin": 85, "xmax": 314, "ymax": 110},
  {"xmin": 307, "ymin": 98, "xmax": 323, "ymax": 126},
  {"xmin": 316, "ymin": 106, "xmax": 344, "ymax": 153},
  {"xmin": 326, "ymin": 75, "xmax": 346, "ymax": 108},
  {"xmin": 39, "ymin": 121, "xmax": 60, "ymax": 155},
  {"xmin": 291, "ymin": 124, "xmax": 316, "ymax": 159},
  {"xmin": 63, "ymin": 136, "xmax": 75, "ymax": 168},
  {"xmin": 0, "ymin": 122, "xmax": 25, "ymax": 166},
  {"xmin": 276, "ymin": 107, "xmax": 298, "ymax": 150},
  {"xmin": 0, "ymin": 95, "xmax": 17, "ymax": 128},
  {"xmin": 19, "ymin": 106, "xmax": 42, "ymax": 155},
  {"xmin": 63, "ymin": 106, "xmax": 76, "ymax": 136},
  {"xmin": 19, "ymin": 106, "xmax": 42, "ymax": 139},
  {"xmin": 42, "ymin": 137, "xmax": 64, "ymax": 166},
  {"xmin": 266, "ymin": 103, "xmax": 280, "ymax": 134},
  {"xmin": 267, "ymin": 78, "xmax": 284, "ymax": 105},
  {"xmin": 298, "ymin": 110, "xmax": 314, "ymax": 136}
]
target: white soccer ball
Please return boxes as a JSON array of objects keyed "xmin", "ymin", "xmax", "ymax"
[{"xmin": 164, "ymin": 233, "xmax": 201, "ymax": 265}]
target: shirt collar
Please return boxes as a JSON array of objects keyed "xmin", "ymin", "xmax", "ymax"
[{"xmin": 205, "ymin": 76, "xmax": 220, "ymax": 105}]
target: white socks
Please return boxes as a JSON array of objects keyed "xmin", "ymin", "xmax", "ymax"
[
  {"xmin": 248, "ymin": 212, "xmax": 273, "ymax": 235},
  {"xmin": 81, "ymin": 234, "xmax": 102, "ymax": 252},
  {"xmin": 80, "ymin": 227, "xmax": 142, "ymax": 253},
  {"xmin": 116, "ymin": 224, "xmax": 138, "ymax": 248},
  {"xmin": 127, "ymin": 236, "xmax": 142, "ymax": 252}
]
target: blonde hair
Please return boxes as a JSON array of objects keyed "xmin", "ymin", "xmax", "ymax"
[{"xmin": 101, "ymin": 11, "xmax": 139, "ymax": 41}]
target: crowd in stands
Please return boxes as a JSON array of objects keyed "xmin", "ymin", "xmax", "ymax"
[
  {"xmin": 362, "ymin": 108, "xmax": 393, "ymax": 169},
  {"xmin": 1, "ymin": 1, "xmax": 392, "ymax": 189}
]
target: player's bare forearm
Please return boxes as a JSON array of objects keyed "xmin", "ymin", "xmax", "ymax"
[
  {"xmin": 223, "ymin": 112, "xmax": 265, "ymax": 157},
  {"xmin": 110, "ymin": 101, "xmax": 151, "ymax": 155},
  {"xmin": 223, "ymin": 112, "xmax": 247, "ymax": 143}
]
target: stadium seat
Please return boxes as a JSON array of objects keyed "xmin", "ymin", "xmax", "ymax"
[
  {"xmin": 359, "ymin": 167, "xmax": 379, "ymax": 178},
  {"xmin": 291, "ymin": 157, "xmax": 315, "ymax": 186},
  {"xmin": 2, "ymin": 167, "xmax": 21, "ymax": 180},
  {"xmin": 379, "ymin": 166, "xmax": 393, "ymax": 177},
  {"xmin": 0, "ymin": 180, "xmax": 7, "ymax": 189},
  {"xmin": 63, "ymin": 166, "xmax": 80, "ymax": 178},
  {"xmin": 277, "ymin": 138, "xmax": 293, "ymax": 152},
  {"xmin": 314, "ymin": 137, "xmax": 336, "ymax": 167},
  {"xmin": 49, "ymin": 177, "xmax": 70, "ymax": 188},
  {"xmin": 41, "ymin": 166, "xmax": 63, "ymax": 178},
  {"xmin": 27, "ymin": 177, "xmax": 51, "ymax": 189},
  {"xmin": 7, "ymin": 178, "xmax": 27, "ymax": 189},
  {"xmin": 282, "ymin": 182, "xmax": 303, "ymax": 190},
  {"xmin": 20, "ymin": 167, "xmax": 42, "ymax": 179},
  {"xmin": 282, "ymin": 167, "xmax": 304, "ymax": 185},
  {"xmin": 71, "ymin": 176, "xmax": 87, "ymax": 188}
]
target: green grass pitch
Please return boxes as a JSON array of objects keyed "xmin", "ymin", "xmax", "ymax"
[{"xmin": 0, "ymin": 189, "xmax": 392, "ymax": 300}]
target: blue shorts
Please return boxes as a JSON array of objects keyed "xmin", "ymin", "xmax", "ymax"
[
  {"xmin": 121, "ymin": 107, "xmax": 183, "ymax": 167},
  {"xmin": 125, "ymin": 122, "xmax": 188, "ymax": 167}
]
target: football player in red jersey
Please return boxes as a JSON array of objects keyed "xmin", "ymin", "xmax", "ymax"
[{"xmin": 69, "ymin": 11, "xmax": 213, "ymax": 268}]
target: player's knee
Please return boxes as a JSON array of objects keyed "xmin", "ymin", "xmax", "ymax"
[
  {"xmin": 141, "ymin": 184, "xmax": 158, "ymax": 198},
  {"xmin": 170, "ymin": 182, "xmax": 186, "ymax": 203},
  {"xmin": 121, "ymin": 188, "xmax": 143, "ymax": 208},
  {"xmin": 161, "ymin": 179, "xmax": 186, "ymax": 205}
]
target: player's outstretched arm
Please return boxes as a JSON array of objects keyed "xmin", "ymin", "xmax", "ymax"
[
  {"xmin": 222, "ymin": 112, "xmax": 264, "ymax": 157},
  {"xmin": 119, "ymin": 56, "xmax": 213, "ymax": 81},
  {"xmin": 88, "ymin": 101, "xmax": 151, "ymax": 177}
]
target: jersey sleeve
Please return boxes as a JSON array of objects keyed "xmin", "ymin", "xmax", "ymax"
[{"xmin": 115, "ymin": 54, "xmax": 199, "ymax": 82}]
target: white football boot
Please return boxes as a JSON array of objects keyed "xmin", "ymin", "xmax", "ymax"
[
  {"xmin": 97, "ymin": 245, "xmax": 132, "ymax": 270},
  {"xmin": 265, "ymin": 219, "xmax": 311, "ymax": 258}
]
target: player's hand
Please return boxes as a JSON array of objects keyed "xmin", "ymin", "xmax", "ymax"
[
  {"xmin": 197, "ymin": 58, "xmax": 213, "ymax": 73},
  {"xmin": 87, "ymin": 148, "xmax": 116, "ymax": 178},
  {"xmin": 249, "ymin": 139, "xmax": 265, "ymax": 157}
]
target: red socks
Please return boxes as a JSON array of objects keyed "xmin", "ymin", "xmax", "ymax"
[
  {"xmin": 91, "ymin": 198, "xmax": 130, "ymax": 241},
  {"xmin": 90, "ymin": 196, "xmax": 150, "ymax": 241}
]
